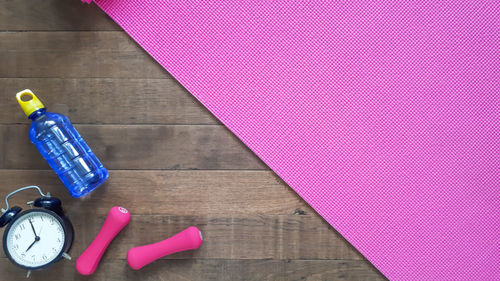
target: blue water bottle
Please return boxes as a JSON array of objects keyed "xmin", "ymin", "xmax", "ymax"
[{"xmin": 16, "ymin": 89, "xmax": 109, "ymax": 197}]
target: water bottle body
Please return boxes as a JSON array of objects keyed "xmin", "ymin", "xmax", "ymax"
[{"xmin": 29, "ymin": 110, "xmax": 109, "ymax": 197}]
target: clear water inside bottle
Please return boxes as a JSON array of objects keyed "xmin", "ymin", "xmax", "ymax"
[{"xmin": 29, "ymin": 110, "xmax": 108, "ymax": 197}]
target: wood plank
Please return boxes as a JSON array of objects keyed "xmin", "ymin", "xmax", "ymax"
[
  {"xmin": 0, "ymin": 32, "xmax": 167, "ymax": 78},
  {"xmin": 0, "ymin": 258, "xmax": 385, "ymax": 281},
  {"xmin": 72, "ymin": 215, "xmax": 364, "ymax": 260},
  {"xmin": 0, "ymin": 170, "xmax": 364, "ymax": 260},
  {"xmin": 0, "ymin": 0, "xmax": 119, "ymax": 31},
  {"xmin": 0, "ymin": 170, "xmax": 301, "ymax": 216},
  {"xmin": 0, "ymin": 214, "xmax": 364, "ymax": 260},
  {"xmin": 0, "ymin": 78, "xmax": 218, "ymax": 125},
  {"xmin": 0, "ymin": 124, "xmax": 266, "ymax": 170}
]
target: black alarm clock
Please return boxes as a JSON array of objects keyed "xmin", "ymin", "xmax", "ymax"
[{"xmin": 0, "ymin": 186, "xmax": 74, "ymax": 277}]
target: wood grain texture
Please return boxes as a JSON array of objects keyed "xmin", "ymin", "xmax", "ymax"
[
  {"xmin": 0, "ymin": 124, "xmax": 266, "ymax": 170},
  {"xmin": 0, "ymin": 170, "xmax": 365, "ymax": 261},
  {"xmin": 0, "ymin": 32, "xmax": 167, "ymax": 78},
  {"xmin": 0, "ymin": 0, "xmax": 119, "ymax": 31},
  {"xmin": 0, "ymin": 258, "xmax": 385, "ymax": 281},
  {"xmin": 0, "ymin": 214, "xmax": 364, "ymax": 261},
  {"xmin": 0, "ymin": 170, "xmax": 301, "ymax": 217},
  {"xmin": 0, "ymin": 1, "xmax": 387, "ymax": 279},
  {"xmin": 0, "ymin": 78, "xmax": 218, "ymax": 125},
  {"xmin": 0, "ymin": 170, "xmax": 365, "ymax": 262}
]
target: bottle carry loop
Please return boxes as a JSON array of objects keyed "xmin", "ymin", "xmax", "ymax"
[{"xmin": 16, "ymin": 90, "xmax": 46, "ymax": 117}]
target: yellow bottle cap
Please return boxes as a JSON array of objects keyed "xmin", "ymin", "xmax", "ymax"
[{"xmin": 16, "ymin": 89, "xmax": 45, "ymax": 117}]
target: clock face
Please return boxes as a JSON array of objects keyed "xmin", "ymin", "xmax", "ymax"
[{"xmin": 4, "ymin": 210, "xmax": 66, "ymax": 269}]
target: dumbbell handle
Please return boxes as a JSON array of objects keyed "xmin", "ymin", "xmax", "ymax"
[
  {"xmin": 76, "ymin": 207, "xmax": 130, "ymax": 275},
  {"xmin": 127, "ymin": 226, "xmax": 203, "ymax": 270}
]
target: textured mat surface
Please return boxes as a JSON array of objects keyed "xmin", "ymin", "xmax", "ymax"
[{"xmin": 88, "ymin": 1, "xmax": 499, "ymax": 280}]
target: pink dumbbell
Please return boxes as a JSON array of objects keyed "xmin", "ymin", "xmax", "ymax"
[
  {"xmin": 127, "ymin": 226, "xmax": 203, "ymax": 270},
  {"xmin": 76, "ymin": 206, "xmax": 131, "ymax": 275}
]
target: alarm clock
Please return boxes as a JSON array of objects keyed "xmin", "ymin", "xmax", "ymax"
[{"xmin": 0, "ymin": 186, "xmax": 74, "ymax": 277}]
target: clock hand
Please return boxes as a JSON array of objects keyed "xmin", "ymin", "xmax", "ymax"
[
  {"xmin": 25, "ymin": 236, "xmax": 40, "ymax": 253},
  {"xmin": 38, "ymin": 226, "xmax": 43, "ymax": 237},
  {"xmin": 25, "ymin": 224, "xmax": 43, "ymax": 253},
  {"xmin": 28, "ymin": 219, "xmax": 37, "ymax": 237},
  {"xmin": 25, "ymin": 240, "xmax": 36, "ymax": 252}
]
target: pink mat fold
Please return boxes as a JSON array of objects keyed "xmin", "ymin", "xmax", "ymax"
[{"xmin": 89, "ymin": 0, "xmax": 499, "ymax": 279}]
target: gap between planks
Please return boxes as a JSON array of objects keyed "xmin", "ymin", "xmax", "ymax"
[{"xmin": 0, "ymin": 258, "xmax": 387, "ymax": 281}]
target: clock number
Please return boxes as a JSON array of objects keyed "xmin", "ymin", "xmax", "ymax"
[
  {"xmin": 42, "ymin": 255, "xmax": 47, "ymax": 260},
  {"xmin": 39, "ymin": 216, "xmax": 44, "ymax": 222},
  {"xmin": 14, "ymin": 234, "xmax": 21, "ymax": 240},
  {"xmin": 50, "ymin": 219, "xmax": 55, "ymax": 225},
  {"xmin": 19, "ymin": 224, "xmax": 26, "ymax": 231},
  {"xmin": 31, "ymin": 255, "xmax": 36, "ymax": 261},
  {"xmin": 57, "ymin": 238, "xmax": 61, "ymax": 243},
  {"xmin": 13, "ymin": 244, "xmax": 19, "ymax": 249},
  {"xmin": 21, "ymin": 253, "xmax": 26, "ymax": 258}
]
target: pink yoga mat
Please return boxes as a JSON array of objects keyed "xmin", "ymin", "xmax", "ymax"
[{"xmin": 85, "ymin": 1, "xmax": 499, "ymax": 280}]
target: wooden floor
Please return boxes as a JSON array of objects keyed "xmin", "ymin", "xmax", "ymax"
[{"xmin": 0, "ymin": 1, "xmax": 386, "ymax": 280}]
